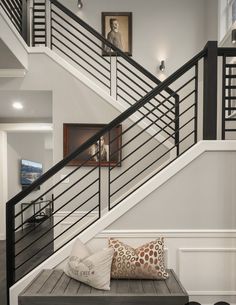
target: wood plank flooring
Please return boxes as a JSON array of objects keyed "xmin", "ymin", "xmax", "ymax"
[{"xmin": 0, "ymin": 221, "xmax": 54, "ymax": 305}]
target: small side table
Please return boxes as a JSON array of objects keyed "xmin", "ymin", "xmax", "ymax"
[{"xmin": 20, "ymin": 200, "xmax": 52, "ymax": 230}]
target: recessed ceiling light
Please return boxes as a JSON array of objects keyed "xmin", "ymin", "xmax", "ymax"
[{"xmin": 13, "ymin": 102, "xmax": 23, "ymax": 110}]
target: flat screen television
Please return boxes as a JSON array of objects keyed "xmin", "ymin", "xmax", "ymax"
[{"xmin": 20, "ymin": 159, "xmax": 43, "ymax": 186}]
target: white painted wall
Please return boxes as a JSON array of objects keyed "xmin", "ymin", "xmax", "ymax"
[
  {"xmin": 6, "ymin": 132, "xmax": 53, "ymax": 228},
  {"xmin": 0, "ymin": 53, "xmax": 169, "ymax": 215},
  {"xmin": 7, "ymin": 132, "xmax": 53, "ymax": 199},
  {"xmin": 59, "ymin": 0, "xmax": 218, "ymax": 77},
  {"xmin": 0, "ymin": 7, "xmax": 28, "ymax": 69},
  {"xmin": 0, "ymin": 131, "xmax": 8, "ymax": 239},
  {"xmin": 109, "ymin": 151, "xmax": 236, "ymax": 230}
]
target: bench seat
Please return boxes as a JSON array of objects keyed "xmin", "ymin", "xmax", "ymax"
[{"xmin": 19, "ymin": 269, "xmax": 189, "ymax": 305}]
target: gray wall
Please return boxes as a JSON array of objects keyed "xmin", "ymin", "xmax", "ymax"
[
  {"xmin": 59, "ymin": 0, "xmax": 218, "ymax": 76},
  {"xmin": 108, "ymin": 151, "xmax": 236, "ymax": 230}
]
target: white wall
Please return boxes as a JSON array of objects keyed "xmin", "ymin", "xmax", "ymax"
[
  {"xmin": 0, "ymin": 53, "xmax": 169, "ymax": 216},
  {"xmin": 109, "ymin": 151, "xmax": 236, "ymax": 230},
  {"xmin": 7, "ymin": 132, "xmax": 53, "ymax": 200},
  {"xmin": 6, "ymin": 132, "xmax": 53, "ymax": 229},
  {"xmin": 59, "ymin": 0, "xmax": 218, "ymax": 77},
  {"xmin": 0, "ymin": 131, "xmax": 7, "ymax": 239}
]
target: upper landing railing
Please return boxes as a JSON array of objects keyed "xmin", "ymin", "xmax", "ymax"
[{"xmin": 0, "ymin": 0, "xmax": 180, "ymax": 151}]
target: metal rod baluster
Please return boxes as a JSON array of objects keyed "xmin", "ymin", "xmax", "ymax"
[
  {"xmin": 194, "ymin": 62, "xmax": 199, "ymax": 144},
  {"xmin": 222, "ymin": 55, "xmax": 226, "ymax": 140}
]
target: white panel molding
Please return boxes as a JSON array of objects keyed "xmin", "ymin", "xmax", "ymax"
[
  {"xmin": 97, "ymin": 229, "xmax": 236, "ymax": 239},
  {"xmin": 178, "ymin": 247, "xmax": 236, "ymax": 296}
]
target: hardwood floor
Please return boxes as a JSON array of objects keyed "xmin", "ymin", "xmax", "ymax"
[{"xmin": 0, "ymin": 221, "xmax": 53, "ymax": 305}]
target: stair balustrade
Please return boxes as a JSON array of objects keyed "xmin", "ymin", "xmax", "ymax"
[{"xmin": 1, "ymin": 2, "xmax": 236, "ymax": 305}]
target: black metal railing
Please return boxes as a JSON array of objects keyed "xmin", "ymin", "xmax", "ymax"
[
  {"xmin": 32, "ymin": 0, "xmax": 46, "ymax": 46},
  {"xmin": 6, "ymin": 43, "xmax": 208, "ymax": 295},
  {"xmin": 0, "ymin": 0, "xmax": 24, "ymax": 34},
  {"xmin": 3, "ymin": 0, "xmax": 236, "ymax": 301},
  {"xmin": 1, "ymin": 0, "xmax": 179, "ymax": 147},
  {"xmin": 219, "ymin": 47, "xmax": 236, "ymax": 139},
  {"xmin": 48, "ymin": 0, "xmax": 178, "ymax": 147}
]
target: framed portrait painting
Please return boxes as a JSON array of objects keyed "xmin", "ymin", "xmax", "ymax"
[
  {"xmin": 102, "ymin": 12, "xmax": 132, "ymax": 56},
  {"xmin": 63, "ymin": 123, "xmax": 122, "ymax": 166}
]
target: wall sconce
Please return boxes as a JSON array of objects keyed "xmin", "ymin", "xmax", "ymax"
[
  {"xmin": 77, "ymin": 0, "xmax": 83, "ymax": 9},
  {"xmin": 232, "ymin": 29, "xmax": 236, "ymax": 44},
  {"xmin": 159, "ymin": 60, "xmax": 165, "ymax": 72}
]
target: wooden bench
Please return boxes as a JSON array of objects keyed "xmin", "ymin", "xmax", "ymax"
[{"xmin": 19, "ymin": 269, "xmax": 189, "ymax": 305}]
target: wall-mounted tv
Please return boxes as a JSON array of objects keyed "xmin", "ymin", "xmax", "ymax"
[{"xmin": 20, "ymin": 159, "xmax": 43, "ymax": 186}]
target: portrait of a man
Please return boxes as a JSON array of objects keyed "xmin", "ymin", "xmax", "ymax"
[{"xmin": 102, "ymin": 12, "xmax": 132, "ymax": 56}]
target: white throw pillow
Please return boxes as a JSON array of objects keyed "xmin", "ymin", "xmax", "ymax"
[{"xmin": 64, "ymin": 239, "xmax": 114, "ymax": 290}]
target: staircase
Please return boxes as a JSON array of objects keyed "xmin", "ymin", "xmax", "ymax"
[{"xmin": 1, "ymin": 1, "xmax": 236, "ymax": 305}]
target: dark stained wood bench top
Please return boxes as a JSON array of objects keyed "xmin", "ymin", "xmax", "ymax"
[{"xmin": 19, "ymin": 269, "xmax": 189, "ymax": 305}]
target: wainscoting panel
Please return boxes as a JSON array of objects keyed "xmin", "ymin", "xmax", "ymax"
[
  {"xmin": 54, "ymin": 218, "xmax": 236, "ymax": 304},
  {"xmin": 88, "ymin": 229, "xmax": 236, "ymax": 305},
  {"xmin": 178, "ymin": 248, "xmax": 236, "ymax": 295}
]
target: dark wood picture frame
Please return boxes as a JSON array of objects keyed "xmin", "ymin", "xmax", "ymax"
[
  {"xmin": 102, "ymin": 12, "xmax": 132, "ymax": 56},
  {"xmin": 63, "ymin": 123, "xmax": 122, "ymax": 167}
]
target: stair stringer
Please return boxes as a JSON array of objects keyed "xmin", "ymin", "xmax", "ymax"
[
  {"xmin": 9, "ymin": 140, "xmax": 236, "ymax": 305},
  {"xmin": 0, "ymin": 7, "xmax": 174, "ymax": 153},
  {"xmin": 0, "ymin": 7, "xmax": 28, "ymax": 71}
]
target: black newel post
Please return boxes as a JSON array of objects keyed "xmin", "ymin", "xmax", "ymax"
[
  {"xmin": 6, "ymin": 204, "xmax": 15, "ymax": 305},
  {"xmin": 203, "ymin": 41, "xmax": 218, "ymax": 140}
]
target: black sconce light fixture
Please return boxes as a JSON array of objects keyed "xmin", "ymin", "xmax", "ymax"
[
  {"xmin": 232, "ymin": 29, "xmax": 236, "ymax": 44},
  {"xmin": 159, "ymin": 60, "xmax": 165, "ymax": 72},
  {"xmin": 78, "ymin": 0, "xmax": 83, "ymax": 9}
]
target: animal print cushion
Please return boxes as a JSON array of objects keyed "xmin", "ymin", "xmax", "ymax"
[{"xmin": 109, "ymin": 238, "xmax": 169, "ymax": 280}]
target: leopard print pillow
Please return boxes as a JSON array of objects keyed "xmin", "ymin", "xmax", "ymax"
[{"xmin": 109, "ymin": 238, "xmax": 168, "ymax": 280}]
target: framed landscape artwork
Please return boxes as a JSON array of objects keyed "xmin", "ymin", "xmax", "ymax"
[
  {"xmin": 63, "ymin": 123, "xmax": 122, "ymax": 166},
  {"xmin": 102, "ymin": 12, "xmax": 132, "ymax": 56}
]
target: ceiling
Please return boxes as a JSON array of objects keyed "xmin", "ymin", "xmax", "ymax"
[
  {"xmin": 0, "ymin": 91, "xmax": 52, "ymax": 123},
  {"xmin": 0, "ymin": 39, "xmax": 24, "ymax": 69}
]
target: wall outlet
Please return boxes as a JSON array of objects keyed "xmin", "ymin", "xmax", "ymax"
[{"xmin": 60, "ymin": 174, "xmax": 70, "ymax": 183}]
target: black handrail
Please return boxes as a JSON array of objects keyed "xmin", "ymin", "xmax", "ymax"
[
  {"xmin": 6, "ymin": 47, "xmax": 206, "ymax": 208},
  {"xmin": 50, "ymin": 0, "xmax": 176, "ymax": 97},
  {"xmin": 218, "ymin": 47, "xmax": 236, "ymax": 56}
]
